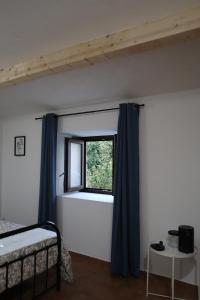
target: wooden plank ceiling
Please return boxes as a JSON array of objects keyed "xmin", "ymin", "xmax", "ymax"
[{"xmin": 0, "ymin": 6, "xmax": 200, "ymax": 88}]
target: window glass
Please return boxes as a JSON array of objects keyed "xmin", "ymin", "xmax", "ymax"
[
  {"xmin": 70, "ymin": 142, "xmax": 82, "ymax": 187},
  {"xmin": 86, "ymin": 140, "xmax": 113, "ymax": 191}
]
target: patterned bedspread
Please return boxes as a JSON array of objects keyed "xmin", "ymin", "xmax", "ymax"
[{"xmin": 0, "ymin": 220, "xmax": 73, "ymax": 293}]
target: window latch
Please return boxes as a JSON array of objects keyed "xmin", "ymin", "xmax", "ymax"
[{"xmin": 59, "ymin": 172, "xmax": 65, "ymax": 177}]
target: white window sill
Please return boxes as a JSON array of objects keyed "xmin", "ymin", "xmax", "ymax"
[{"xmin": 60, "ymin": 192, "xmax": 114, "ymax": 204}]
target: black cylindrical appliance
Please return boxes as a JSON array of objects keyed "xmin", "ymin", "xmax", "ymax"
[{"xmin": 178, "ymin": 225, "xmax": 194, "ymax": 254}]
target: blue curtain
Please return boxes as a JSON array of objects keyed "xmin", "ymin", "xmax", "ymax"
[
  {"xmin": 111, "ymin": 103, "xmax": 140, "ymax": 277},
  {"xmin": 38, "ymin": 113, "xmax": 58, "ymax": 224}
]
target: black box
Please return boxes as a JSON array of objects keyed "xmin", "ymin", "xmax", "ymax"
[{"xmin": 178, "ymin": 225, "xmax": 194, "ymax": 254}]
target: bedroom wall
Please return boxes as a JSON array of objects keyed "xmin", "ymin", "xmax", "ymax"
[
  {"xmin": 0, "ymin": 119, "xmax": 3, "ymax": 216},
  {"xmin": 1, "ymin": 88, "xmax": 200, "ymax": 285},
  {"xmin": 1, "ymin": 116, "xmax": 42, "ymax": 225},
  {"xmin": 57, "ymin": 194, "xmax": 113, "ymax": 261}
]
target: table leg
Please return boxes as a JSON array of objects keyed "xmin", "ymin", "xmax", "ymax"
[
  {"xmin": 171, "ymin": 257, "xmax": 175, "ymax": 300},
  {"xmin": 146, "ymin": 246, "xmax": 150, "ymax": 297},
  {"xmin": 196, "ymin": 247, "xmax": 200, "ymax": 300}
]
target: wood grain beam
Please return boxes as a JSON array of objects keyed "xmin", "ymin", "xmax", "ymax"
[{"xmin": 1, "ymin": 6, "xmax": 200, "ymax": 88}]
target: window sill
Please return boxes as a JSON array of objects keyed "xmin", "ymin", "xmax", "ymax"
[{"xmin": 60, "ymin": 192, "xmax": 114, "ymax": 204}]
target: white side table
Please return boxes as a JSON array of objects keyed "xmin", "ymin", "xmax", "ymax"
[{"xmin": 146, "ymin": 242, "xmax": 199, "ymax": 300}]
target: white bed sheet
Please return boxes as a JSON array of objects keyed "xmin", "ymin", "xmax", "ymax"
[{"xmin": 0, "ymin": 228, "xmax": 56, "ymax": 256}]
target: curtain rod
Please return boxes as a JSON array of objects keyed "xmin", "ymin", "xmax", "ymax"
[{"xmin": 35, "ymin": 104, "xmax": 145, "ymax": 120}]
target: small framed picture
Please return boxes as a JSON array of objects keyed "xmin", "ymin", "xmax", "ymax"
[{"xmin": 14, "ymin": 136, "xmax": 26, "ymax": 156}]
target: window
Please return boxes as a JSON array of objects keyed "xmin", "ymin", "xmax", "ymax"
[{"xmin": 64, "ymin": 136, "xmax": 115, "ymax": 194}]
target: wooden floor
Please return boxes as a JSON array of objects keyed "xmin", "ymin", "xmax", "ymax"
[
  {"xmin": 38, "ymin": 252, "xmax": 197, "ymax": 300},
  {"xmin": 4, "ymin": 252, "xmax": 197, "ymax": 299}
]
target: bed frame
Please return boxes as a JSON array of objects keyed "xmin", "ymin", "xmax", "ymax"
[{"xmin": 0, "ymin": 221, "xmax": 61, "ymax": 299}]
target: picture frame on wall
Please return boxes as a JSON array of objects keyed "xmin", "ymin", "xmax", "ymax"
[{"xmin": 14, "ymin": 136, "xmax": 26, "ymax": 156}]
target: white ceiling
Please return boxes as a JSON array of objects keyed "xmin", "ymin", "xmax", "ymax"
[
  {"xmin": 0, "ymin": 0, "xmax": 199, "ymax": 67},
  {"xmin": 0, "ymin": 0, "xmax": 200, "ymax": 117}
]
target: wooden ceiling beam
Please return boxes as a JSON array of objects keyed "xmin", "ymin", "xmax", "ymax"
[{"xmin": 0, "ymin": 6, "xmax": 200, "ymax": 88}]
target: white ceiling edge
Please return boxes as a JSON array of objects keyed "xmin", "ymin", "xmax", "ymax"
[
  {"xmin": 1, "ymin": 87, "xmax": 200, "ymax": 123},
  {"xmin": 0, "ymin": 98, "xmax": 124, "ymax": 121},
  {"xmin": 29, "ymin": 86, "xmax": 200, "ymax": 118}
]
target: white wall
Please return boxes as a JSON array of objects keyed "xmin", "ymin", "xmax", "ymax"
[
  {"xmin": 57, "ymin": 194, "xmax": 113, "ymax": 261},
  {"xmin": 1, "ymin": 116, "xmax": 42, "ymax": 224},
  {"xmin": 0, "ymin": 119, "xmax": 3, "ymax": 216},
  {"xmin": 1, "ymin": 89, "xmax": 200, "ymax": 285},
  {"xmin": 139, "ymin": 90, "xmax": 200, "ymax": 284}
]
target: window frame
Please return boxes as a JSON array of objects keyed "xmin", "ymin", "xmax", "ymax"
[
  {"xmin": 64, "ymin": 135, "xmax": 115, "ymax": 195},
  {"xmin": 64, "ymin": 138, "xmax": 84, "ymax": 192}
]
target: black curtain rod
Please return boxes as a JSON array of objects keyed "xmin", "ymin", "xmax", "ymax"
[{"xmin": 35, "ymin": 104, "xmax": 145, "ymax": 120}]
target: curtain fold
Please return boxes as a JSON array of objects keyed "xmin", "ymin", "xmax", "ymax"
[
  {"xmin": 111, "ymin": 103, "xmax": 140, "ymax": 277},
  {"xmin": 38, "ymin": 113, "xmax": 58, "ymax": 224}
]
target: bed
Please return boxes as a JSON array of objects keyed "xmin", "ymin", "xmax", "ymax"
[{"xmin": 0, "ymin": 220, "xmax": 73, "ymax": 298}]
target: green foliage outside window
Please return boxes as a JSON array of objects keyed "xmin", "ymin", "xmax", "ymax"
[{"xmin": 86, "ymin": 140, "xmax": 113, "ymax": 190}]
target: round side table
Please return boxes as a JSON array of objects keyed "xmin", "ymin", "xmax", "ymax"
[{"xmin": 146, "ymin": 242, "xmax": 199, "ymax": 300}]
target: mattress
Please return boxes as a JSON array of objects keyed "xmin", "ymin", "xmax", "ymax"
[{"xmin": 0, "ymin": 220, "xmax": 73, "ymax": 293}]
